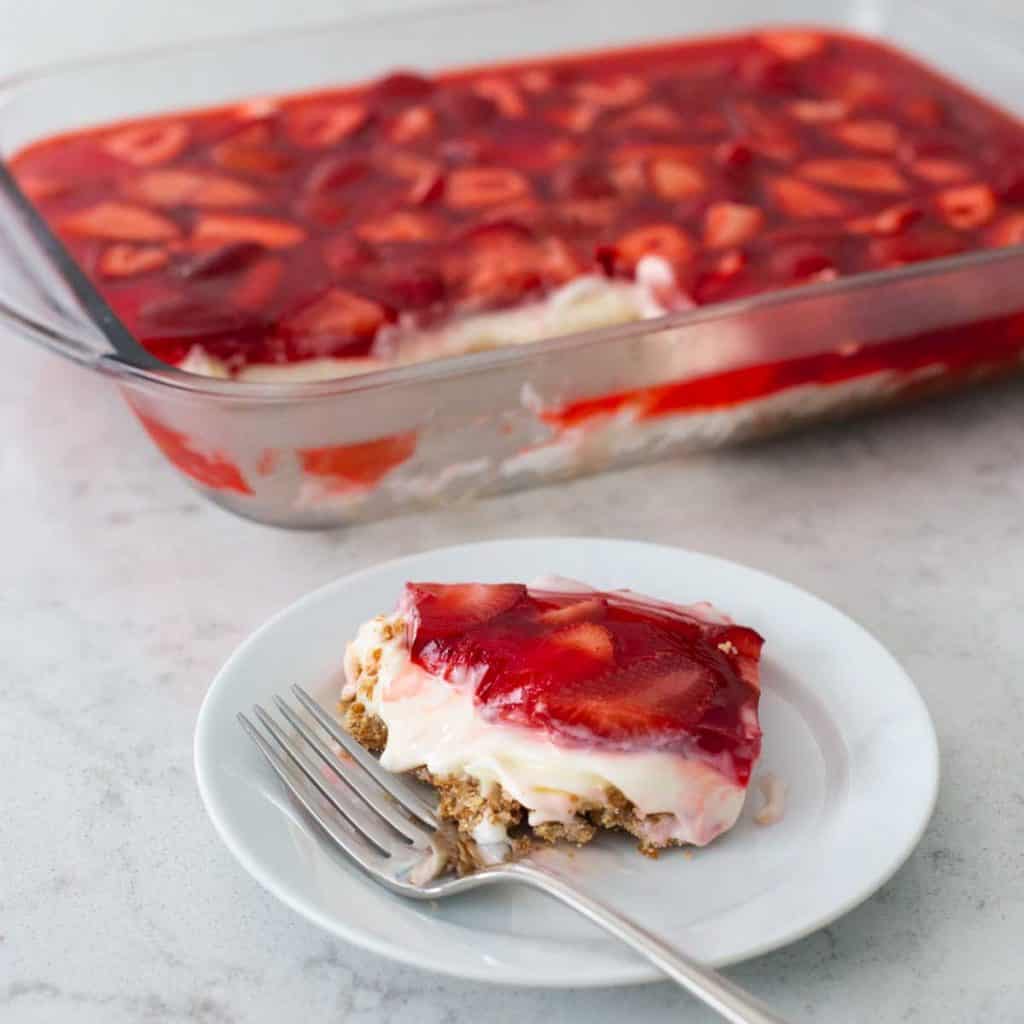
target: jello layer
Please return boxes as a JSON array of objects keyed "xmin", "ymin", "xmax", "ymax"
[
  {"xmin": 343, "ymin": 612, "xmax": 749, "ymax": 848},
  {"xmin": 13, "ymin": 27, "xmax": 1024, "ymax": 377}
]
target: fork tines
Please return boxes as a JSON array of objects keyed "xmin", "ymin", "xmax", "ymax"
[{"xmin": 238, "ymin": 685, "xmax": 441, "ymax": 889}]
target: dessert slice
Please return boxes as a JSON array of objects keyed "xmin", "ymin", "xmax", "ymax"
[{"xmin": 339, "ymin": 578, "xmax": 763, "ymax": 855}]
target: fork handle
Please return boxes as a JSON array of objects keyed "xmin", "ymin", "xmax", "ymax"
[{"xmin": 504, "ymin": 862, "xmax": 790, "ymax": 1024}]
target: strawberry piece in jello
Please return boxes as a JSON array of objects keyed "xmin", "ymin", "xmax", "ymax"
[
  {"xmin": 133, "ymin": 410, "xmax": 252, "ymax": 494},
  {"xmin": 62, "ymin": 202, "xmax": 180, "ymax": 242},
  {"xmin": 98, "ymin": 244, "xmax": 169, "ymax": 278},
  {"xmin": 402, "ymin": 582, "xmax": 763, "ymax": 781},
  {"xmin": 299, "ymin": 432, "xmax": 417, "ymax": 490},
  {"xmin": 103, "ymin": 122, "xmax": 190, "ymax": 166}
]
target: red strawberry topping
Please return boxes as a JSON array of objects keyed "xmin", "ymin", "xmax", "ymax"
[
  {"xmin": 401, "ymin": 582, "xmax": 763, "ymax": 781},
  {"xmin": 12, "ymin": 26, "xmax": 1024, "ymax": 385}
]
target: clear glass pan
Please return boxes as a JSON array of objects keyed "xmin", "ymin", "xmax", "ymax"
[{"xmin": 2, "ymin": 0, "xmax": 1023, "ymax": 527}]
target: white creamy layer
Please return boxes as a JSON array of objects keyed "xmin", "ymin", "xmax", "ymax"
[
  {"xmin": 177, "ymin": 259, "xmax": 676, "ymax": 382},
  {"xmin": 341, "ymin": 609, "xmax": 748, "ymax": 848}
]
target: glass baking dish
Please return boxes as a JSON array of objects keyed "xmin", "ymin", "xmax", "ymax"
[{"xmin": 2, "ymin": 0, "xmax": 1024, "ymax": 528}]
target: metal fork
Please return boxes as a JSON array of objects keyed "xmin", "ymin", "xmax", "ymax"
[{"xmin": 239, "ymin": 685, "xmax": 789, "ymax": 1024}]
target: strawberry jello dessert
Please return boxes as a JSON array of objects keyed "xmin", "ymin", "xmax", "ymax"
[
  {"xmin": 13, "ymin": 28, "xmax": 1024, "ymax": 388},
  {"xmin": 11, "ymin": 27, "xmax": 1024, "ymax": 510},
  {"xmin": 340, "ymin": 579, "xmax": 763, "ymax": 855}
]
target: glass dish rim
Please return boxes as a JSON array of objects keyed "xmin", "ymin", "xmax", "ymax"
[{"xmin": 1, "ymin": 0, "xmax": 1022, "ymax": 405}]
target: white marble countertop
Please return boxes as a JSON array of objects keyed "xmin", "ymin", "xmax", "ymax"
[
  {"xmin": 4, "ymin": 3, "xmax": 1024, "ymax": 1021},
  {"xmin": 8, "ymin": 320, "xmax": 1024, "ymax": 1023}
]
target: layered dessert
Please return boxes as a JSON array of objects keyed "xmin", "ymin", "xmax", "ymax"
[
  {"xmin": 340, "ymin": 579, "xmax": 763, "ymax": 855},
  {"xmin": 10, "ymin": 28, "xmax": 1024, "ymax": 504}
]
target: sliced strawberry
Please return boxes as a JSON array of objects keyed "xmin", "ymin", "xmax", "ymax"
[
  {"xmin": 378, "ymin": 151, "xmax": 443, "ymax": 182},
  {"xmin": 846, "ymin": 202, "xmax": 922, "ymax": 237},
  {"xmin": 407, "ymin": 169, "xmax": 446, "ymax": 205},
  {"xmin": 233, "ymin": 257, "xmax": 283, "ymax": 311},
  {"xmin": 98, "ymin": 244, "xmax": 168, "ymax": 278},
  {"xmin": 542, "ymin": 655, "xmax": 719, "ymax": 745},
  {"xmin": 540, "ymin": 237, "xmax": 583, "ymax": 283},
  {"xmin": 212, "ymin": 123, "xmax": 294, "ymax": 177},
  {"xmin": 607, "ymin": 158, "xmax": 648, "ymax": 195},
  {"xmin": 799, "ymin": 158, "xmax": 908, "ymax": 194},
  {"xmin": 128, "ymin": 169, "xmax": 262, "ymax": 207},
  {"xmin": 103, "ymin": 121, "xmax": 189, "ymax": 165},
  {"xmin": 574, "ymin": 74, "xmax": 648, "ymax": 107},
  {"xmin": 481, "ymin": 199, "xmax": 547, "ymax": 229},
  {"xmin": 134, "ymin": 411, "xmax": 251, "ymax": 494},
  {"xmin": 355, "ymin": 210, "xmax": 443, "ymax": 243},
  {"xmin": 549, "ymin": 622, "xmax": 615, "ymax": 662},
  {"xmin": 767, "ymin": 176, "xmax": 848, "ymax": 219},
  {"xmin": 828, "ymin": 68, "xmax": 887, "ymax": 107},
  {"xmin": 909, "ymin": 158, "xmax": 973, "ymax": 185},
  {"xmin": 900, "ymin": 93, "xmax": 943, "ymax": 125},
  {"xmin": 757, "ymin": 30, "xmax": 825, "ymax": 61},
  {"xmin": 787, "ymin": 99, "xmax": 849, "ymax": 123},
  {"xmin": 612, "ymin": 224, "xmax": 694, "ymax": 273},
  {"xmin": 15, "ymin": 174, "xmax": 69, "ymax": 201},
  {"xmin": 287, "ymin": 288, "xmax": 390, "ymax": 341},
  {"xmin": 193, "ymin": 214, "xmax": 305, "ymax": 248},
  {"xmin": 286, "ymin": 102, "xmax": 369, "ymax": 147},
  {"xmin": 730, "ymin": 101, "xmax": 800, "ymax": 161},
  {"xmin": 402, "ymin": 582, "xmax": 528, "ymax": 641},
  {"xmin": 612, "ymin": 142, "xmax": 701, "ymax": 164},
  {"xmin": 62, "ymin": 201, "xmax": 180, "ymax": 241},
  {"xmin": 300, "ymin": 432, "xmax": 417, "ymax": 488},
  {"xmin": 986, "ymin": 212, "xmax": 1024, "ymax": 249},
  {"xmin": 561, "ymin": 198, "xmax": 620, "ymax": 228},
  {"xmin": 472, "ymin": 77, "xmax": 527, "ymax": 118},
  {"xmin": 305, "ymin": 155, "xmax": 371, "ymax": 194},
  {"xmin": 703, "ymin": 201, "xmax": 764, "ymax": 248},
  {"xmin": 831, "ymin": 119, "xmax": 900, "ymax": 154},
  {"xmin": 538, "ymin": 597, "xmax": 609, "ymax": 626},
  {"xmin": 455, "ymin": 229, "xmax": 541, "ymax": 304},
  {"xmin": 936, "ymin": 184, "xmax": 997, "ymax": 231},
  {"xmin": 546, "ymin": 103, "xmax": 601, "ymax": 135},
  {"xmin": 650, "ymin": 157, "xmax": 707, "ymax": 200},
  {"xmin": 611, "ymin": 103, "xmax": 682, "ymax": 134},
  {"xmin": 446, "ymin": 167, "xmax": 531, "ymax": 208},
  {"xmin": 389, "ymin": 105, "xmax": 438, "ymax": 144},
  {"xmin": 869, "ymin": 225, "xmax": 965, "ymax": 266}
]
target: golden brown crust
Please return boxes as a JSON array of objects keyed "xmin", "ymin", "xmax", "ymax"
[{"xmin": 339, "ymin": 698, "xmax": 388, "ymax": 752}]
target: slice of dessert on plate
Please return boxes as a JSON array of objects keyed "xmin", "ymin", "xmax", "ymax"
[{"xmin": 339, "ymin": 577, "xmax": 763, "ymax": 858}]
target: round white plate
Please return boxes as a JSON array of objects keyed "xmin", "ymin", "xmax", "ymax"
[{"xmin": 194, "ymin": 537, "xmax": 938, "ymax": 987}]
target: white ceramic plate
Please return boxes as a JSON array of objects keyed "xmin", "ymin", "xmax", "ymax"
[{"xmin": 194, "ymin": 537, "xmax": 938, "ymax": 987}]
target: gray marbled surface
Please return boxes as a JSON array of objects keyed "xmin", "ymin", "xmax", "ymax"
[{"xmin": 4, "ymin": 324, "xmax": 1024, "ymax": 1022}]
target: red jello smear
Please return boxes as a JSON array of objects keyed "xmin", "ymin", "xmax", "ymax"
[
  {"xmin": 11, "ymin": 27, "xmax": 1024, "ymax": 394},
  {"xmin": 402, "ymin": 583, "xmax": 763, "ymax": 784}
]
